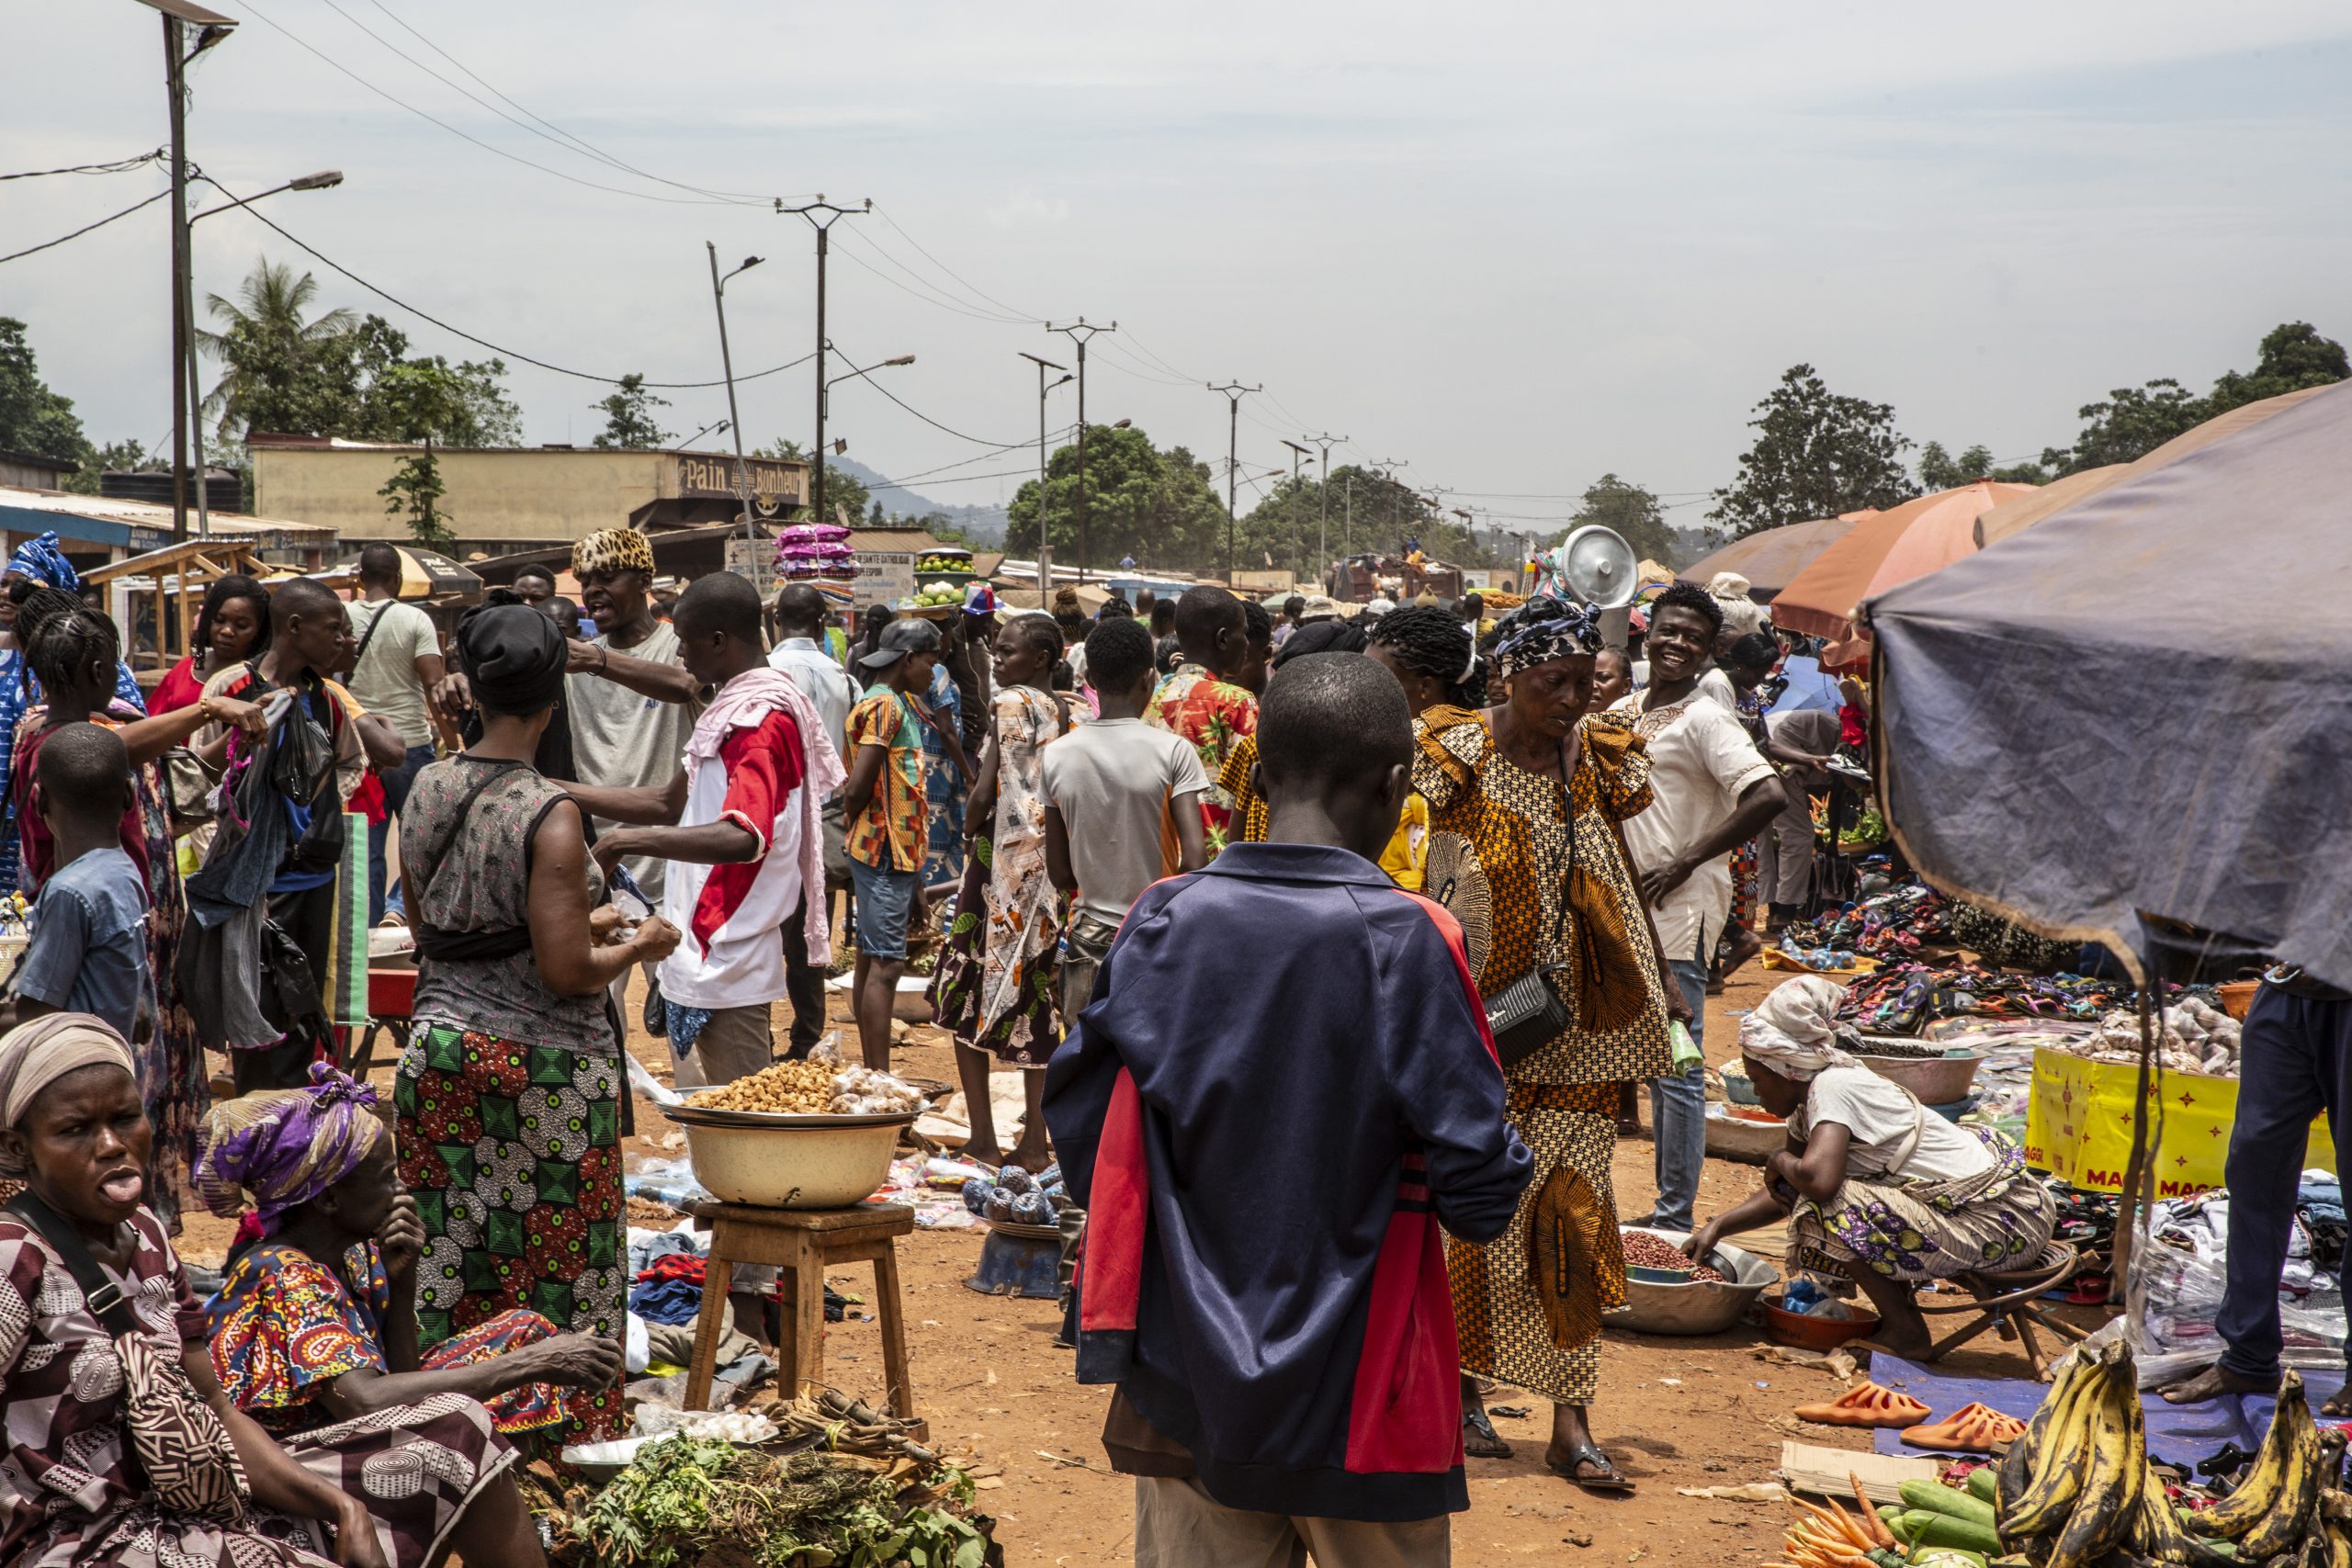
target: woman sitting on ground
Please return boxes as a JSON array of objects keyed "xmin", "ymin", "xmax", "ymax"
[
  {"xmin": 0, "ymin": 1013, "xmax": 551, "ymax": 1568},
  {"xmin": 198, "ymin": 1064, "xmax": 623, "ymax": 1454},
  {"xmin": 1682, "ymin": 976, "xmax": 2056, "ymax": 1358}
]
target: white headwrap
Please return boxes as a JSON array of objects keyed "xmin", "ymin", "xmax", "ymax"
[
  {"xmin": 1738, "ymin": 976, "xmax": 1860, "ymax": 1081},
  {"xmin": 0, "ymin": 1014, "xmax": 138, "ymax": 1127}
]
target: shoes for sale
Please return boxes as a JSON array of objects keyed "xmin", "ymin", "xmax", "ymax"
[{"xmin": 1792, "ymin": 1382, "xmax": 1932, "ymax": 1428}]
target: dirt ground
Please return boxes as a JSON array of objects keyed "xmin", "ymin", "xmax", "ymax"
[{"xmin": 177, "ymin": 960, "xmax": 2075, "ymax": 1565}]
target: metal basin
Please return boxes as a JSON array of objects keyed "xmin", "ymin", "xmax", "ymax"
[
  {"xmin": 1705, "ymin": 1104, "xmax": 1790, "ymax": 1164},
  {"xmin": 662, "ymin": 1104, "xmax": 914, "ymax": 1208},
  {"xmin": 1606, "ymin": 1227, "xmax": 1779, "ymax": 1337},
  {"xmin": 1854, "ymin": 1046, "xmax": 1984, "ymax": 1106}
]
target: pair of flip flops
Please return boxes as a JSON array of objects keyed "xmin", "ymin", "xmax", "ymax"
[{"xmin": 1461, "ymin": 1412, "xmax": 1635, "ymax": 1495}]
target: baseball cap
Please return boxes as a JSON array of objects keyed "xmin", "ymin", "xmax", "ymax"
[
  {"xmin": 962, "ymin": 583, "xmax": 1001, "ymax": 616},
  {"xmin": 856, "ymin": 615, "xmax": 944, "ymax": 671}
]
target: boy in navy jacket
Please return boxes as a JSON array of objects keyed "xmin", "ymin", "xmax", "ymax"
[{"xmin": 1046, "ymin": 651, "xmax": 1532, "ymax": 1565}]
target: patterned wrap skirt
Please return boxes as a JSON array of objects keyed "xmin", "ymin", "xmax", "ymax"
[
  {"xmin": 1447, "ymin": 1082, "xmax": 1626, "ymax": 1406},
  {"xmin": 1789, "ymin": 1128, "xmax": 2056, "ymax": 1285},
  {"xmin": 394, "ymin": 1023, "xmax": 626, "ymax": 1440},
  {"xmin": 926, "ymin": 831, "xmax": 1063, "ymax": 1067}
]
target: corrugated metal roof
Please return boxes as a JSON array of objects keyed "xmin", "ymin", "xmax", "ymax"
[{"xmin": 0, "ymin": 486, "xmax": 335, "ymax": 538}]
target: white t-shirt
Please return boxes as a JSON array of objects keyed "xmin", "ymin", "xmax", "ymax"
[
  {"xmin": 346, "ymin": 598, "xmax": 439, "ymax": 748},
  {"xmin": 1611, "ymin": 691, "xmax": 1779, "ymax": 964},
  {"xmin": 569, "ymin": 620, "xmax": 700, "ymax": 905},
  {"xmin": 1627, "ymin": 661, "xmax": 1736, "ymax": 709},
  {"xmin": 767, "ymin": 637, "xmax": 856, "ymax": 775},
  {"xmin": 1038, "ymin": 717, "xmax": 1209, "ymax": 924},
  {"xmin": 1792, "ymin": 1066, "xmax": 1995, "ymax": 1183}
]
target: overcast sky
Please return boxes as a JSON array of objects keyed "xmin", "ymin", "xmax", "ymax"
[{"xmin": 8, "ymin": 2, "xmax": 2349, "ymax": 534}]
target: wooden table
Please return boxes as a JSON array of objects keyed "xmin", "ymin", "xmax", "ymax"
[{"xmin": 682, "ymin": 1200, "xmax": 922, "ymax": 1438}]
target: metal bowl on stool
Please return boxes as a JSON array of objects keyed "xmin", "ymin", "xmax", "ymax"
[{"xmin": 660, "ymin": 1104, "xmax": 913, "ymax": 1209}]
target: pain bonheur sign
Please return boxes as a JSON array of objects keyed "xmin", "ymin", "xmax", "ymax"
[{"xmin": 674, "ymin": 455, "xmax": 806, "ymax": 515}]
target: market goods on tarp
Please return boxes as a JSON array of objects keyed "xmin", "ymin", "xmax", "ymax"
[
  {"xmin": 2041, "ymin": 997, "xmax": 2245, "ymax": 1077},
  {"xmin": 1794, "ymin": 1382, "xmax": 1933, "ymax": 1428},
  {"xmin": 1900, "ymin": 1404, "xmax": 2029, "ymax": 1453}
]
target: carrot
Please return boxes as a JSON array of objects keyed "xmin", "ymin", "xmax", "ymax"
[
  {"xmin": 1849, "ymin": 1474, "xmax": 1898, "ymax": 1550},
  {"xmin": 1824, "ymin": 1499, "xmax": 1877, "ymax": 1552}
]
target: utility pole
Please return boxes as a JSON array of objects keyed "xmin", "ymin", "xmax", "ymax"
[
  {"xmin": 1374, "ymin": 458, "xmax": 1411, "ymax": 554},
  {"xmin": 1279, "ymin": 440, "xmax": 1313, "ymax": 580},
  {"xmin": 1045, "ymin": 320, "xmax": 1115, "ymax": 577},
  {"xmin": 1305, "ymin": 433, "xmax": 1345, "ymax": 592},
  {"xmin": 1206, "ymin": 381, "xmax": 1261, "ymax": 582},
  {"xmin": 165, "ymin": 15, "xmax": 191, "ymax": 540},
  {"xmin": 1018, "ymin": 353, "xmax": 1069, "ymax": 592},
  {"xmin": 776, "ymin": 197, "xmax": 868, "ymax": 525},
  {"xmin": 706, "ymin": 244, "xmax": 763, "ymax": 550}
]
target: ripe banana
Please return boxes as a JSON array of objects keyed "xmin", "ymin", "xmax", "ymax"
[
  {"xmin": 2001, "ymin": 1353, "xmax": 2087, "ymax": 1519},
  {"xmin": 2127, "ymin": 1470, "xmax": 2236, "ymax": 1567},
  {"xmin": 2327, "ymin": 1517, "xmax": 2352, "ymax": 1568},
  {"xmin": 2198, "ymin": 1370, "xmax": 2311, "ymax": 1539},
  {"xmin": 2045, "ymin": 1357, "xmax": 2144, "ymax": 1568},
  {"xmin": 2005, "ymin": 1348, "xmax": 2118, "ymax": 1541},
  {"xmin": 2239, "ymin": 1391, "xmax": 2328, "ymax": 1560}
]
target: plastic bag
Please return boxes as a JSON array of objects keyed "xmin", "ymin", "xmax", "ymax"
[{"xmin": 624, "ymin": 1155, "xmax": 711, "ymax": 1211}]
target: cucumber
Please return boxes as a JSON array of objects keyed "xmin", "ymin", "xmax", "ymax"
[
  {"xmin": 1868, "ymin": 1551, "xmax": 1908, "ymax": 1568},
  {"xmin": 1900, "ymin": 1479, "xmax": 1999, "ymax": 1529},
  {"xmin": 1964, "ymin": 1465, "xmax": 1999, "ymax": 1504},
  {"xmin": 1899, "ymin": 1510, "xmax": 2004, "ymax": 1556}
]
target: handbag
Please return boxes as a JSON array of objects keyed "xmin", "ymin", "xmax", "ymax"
[
  {"xmin": 5, "ymin": 1191, "xmax": 250, "ymax": 1524},
  {"xmin": 1484, "ymin": 742, "xmax": 1579, "ymax": 1069},
  {"xmin": 161, "ymin": 747, "xmax": 220, "ymax": 828}
]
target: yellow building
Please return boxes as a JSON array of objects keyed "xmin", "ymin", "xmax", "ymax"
[{"xmin": 249, "ymin": 435, "xmax": 810, "ymax": 558}]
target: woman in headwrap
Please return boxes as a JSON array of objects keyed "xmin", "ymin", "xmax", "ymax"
[
  {"xmin": 0, "ymin": 534, "xmax": 146, "ymax": 897},
  {"xmin": 1684, "ymin": 976, "xmax": 2055, "ymax": 1359},
  {"xmin": 392, "ymin": 604, "xmax": 678, "ymax": 1442},
  {"xmin": 1414, "ymin": 594, "xmax": 1689, "ymax": 1495},
  {"xmin": 0, "ymin": 1015, "xmax": 551, "ymax": 1567},
  {"xmin": 201, "ymin": 1065, "xmax": 621, "ymax": 1456}
]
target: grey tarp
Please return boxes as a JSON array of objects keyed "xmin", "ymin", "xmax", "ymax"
[{"xmin": 1862, "ymin": 378, "xmax": 2352, "ymax": 989}]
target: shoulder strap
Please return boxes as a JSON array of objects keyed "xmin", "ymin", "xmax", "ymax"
[
  {"xmin": 350, "ymin": 600, "xmax": 390, "ymax": 671},
  {"xmin": 5, "ymin": 1190, "xmax": 142, "ymax": 1337},
  {"xmin": 414, "ymin": 758, "xmax": 528, "ymax": 915}
]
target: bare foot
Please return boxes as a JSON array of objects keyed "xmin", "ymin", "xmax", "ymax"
[
  {"xmin": 962, "ymin": 1145, "xmax": 1005, "ymax": 1170},
  {"xmin": 1002, "ymin": 1136, "xmax": 1054, "ymax": 1175},
  {"xmin": 2324, "ymin": 1387, "xmax": 2352, "ymax": 1418},
  {"xmin": 1719, "ymin": 924, "xmax": 1765, "ymax": 981},
  {"xmin": 2162, "ymin": 1364, "xmax": 2279, "ymax": 1405}
]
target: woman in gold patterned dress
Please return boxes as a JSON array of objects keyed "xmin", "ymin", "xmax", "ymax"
[{"xmin": 1414, "ymin": 595, "xmax": 1690, "ymax": 1495}]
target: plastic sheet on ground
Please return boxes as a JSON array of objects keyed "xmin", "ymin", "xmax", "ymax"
[{"xmin": 2127, "ymin": 1181, "xmax": 2346, "ymax": 1385}]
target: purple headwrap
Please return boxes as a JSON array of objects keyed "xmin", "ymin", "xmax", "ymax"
[{"xmin": 194, "ymin": 1062, "xmax": 387, "ymax": 1231}]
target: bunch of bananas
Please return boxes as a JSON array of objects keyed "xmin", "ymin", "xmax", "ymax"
[{"xmin": 1996, "ymin": 1347, "xmax": 2347, "ymax": 1566}]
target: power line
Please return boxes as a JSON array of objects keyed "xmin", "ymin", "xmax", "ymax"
[
  {"xmin": 0, "ymin": 150, "xmax": 164, "ymax": 181},
  {"xmin": 827, "ymin": 340, "xmax": 1031, "ymax": 446},
  {"xmin": 871, "ymin": 204, "xmax": 1044, "ymax": 323},
  {"xmin": 867, "ymin": 465, "xmax": 1037, "ymax": 491},
  {"xmin": 827, "ymin": 229, "xmax": 1035, "ymax": 324},
  {"xmin": 240, "ymin": 0, "xmax": 752, "ymax": 208},
  {"xmin": 198, "ymin": 185, "xmax": 815, "ymax": 388},
  {"xmin": 886, "ymin": 425, "xmax": 1078, "ymax": 485},
  {"xmin": 0, "ymin": 187, "xmax": 170, "ymax": 266}
]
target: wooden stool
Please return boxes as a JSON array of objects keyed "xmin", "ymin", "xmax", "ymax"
[{"xmin": 682, "ymin": 1200, "xmax": 922, "ymax": 1438}]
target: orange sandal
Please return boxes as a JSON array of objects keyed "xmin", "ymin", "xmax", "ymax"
[
  {"xmin": 1900, "ymin": 1403, "xmax": 2029, "ymax": 1452},
  {"xmin": 1793, "ymin": 1382, "xmax": 1933, "ymax": 1428}
]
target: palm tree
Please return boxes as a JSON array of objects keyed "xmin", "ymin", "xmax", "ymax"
[{"xmin": 196, "ymin": 256, "xmax": 356, "ymax": 442}]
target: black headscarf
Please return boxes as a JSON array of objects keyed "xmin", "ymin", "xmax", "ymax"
[
  {"xmin": 1272, "ymin": 617, "xmax": 1367, "ymax": 667},
  {"xmin": 458, "ymin": 602, "xmax": 568, "ymax": 716}
]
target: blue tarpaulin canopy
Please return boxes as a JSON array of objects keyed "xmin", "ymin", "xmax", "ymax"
[{"xmin": 1864, "ymin": 378, "xmax": 2352, "ymax": 988}]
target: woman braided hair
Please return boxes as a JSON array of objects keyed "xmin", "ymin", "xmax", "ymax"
[
  {"xmin": 1366, "ymin": 603, "xmax": 1487, "ymax": 709},
  {"xmin": 16, "ymin": 584, "xmax": 120, "ymax": 698}
]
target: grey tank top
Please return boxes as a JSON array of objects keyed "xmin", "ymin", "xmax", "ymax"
[{"xmin": 402, "ymin": 755, "xmax": 615, "ymax": 1055}]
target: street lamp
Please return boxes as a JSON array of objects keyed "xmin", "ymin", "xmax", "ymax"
[
  {"xmin": 705, "ymin": 245, "xmax": 763, "ymax": 548},
  {"xmin": 183, "ymin": 170, "xmax": 343, "ymax": 538},
  {"xmin": 822, "ymin": 355, "xmax": 915, "ymax": 419},
  {"xmin": 1017, "ymin": 352, "xmax": 1069, "ymax": 591}
]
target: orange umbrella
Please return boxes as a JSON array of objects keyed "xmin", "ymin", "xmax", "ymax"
[{"xmin": 1771, "ymin": 481, "xmax": 2037, "ymax": 657}]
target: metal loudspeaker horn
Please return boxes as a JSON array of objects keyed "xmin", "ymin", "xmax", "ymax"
[{"xmin": 1555, "ymin": 525, "xmax": 1639, "ymax": 609}]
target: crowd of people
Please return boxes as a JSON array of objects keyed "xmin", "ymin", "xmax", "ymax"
[{"xmin": 0, "ymin": 524, "xmax": 2065, "ymax": 1566}]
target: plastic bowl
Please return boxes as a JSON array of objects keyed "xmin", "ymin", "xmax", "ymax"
[
  {"xmin": 662, "ymin": 1104, "xmax": 912, "ymax": 1209},
  {"xmin": 1855, "ymin": 1048, "xmax": 1984, "ymax": 1107},
  {"xmin": 2216, "ymin": 980, "xmax": 2260, "ymax": 1021},
  {"xmin": 1607, "ymin": 1227, "xmax": 1779, "ymax": 1336},
  {"xmin": 1704, "ymin": 1105, "xmax": 1790, "ymax": 1165},
  {"xmin": 1758, "ymin": 1292, "xmax": 1881, "ymax": 1350},
  {"xmin": 1721, "ymin": 1066, "xmax": 1761, "ymax": 1107}
]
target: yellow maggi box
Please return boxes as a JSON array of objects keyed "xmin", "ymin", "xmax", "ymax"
[{"xmin": 2025, "ymin": 1046, "xmax": 2335, "ymax": 1197}]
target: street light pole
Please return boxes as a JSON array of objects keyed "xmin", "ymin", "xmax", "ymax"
[
  {"xmin": 1206, "ymin": 381, "xmax": 1261, "ymax": 582},
  {"xmin": 776, "ymin": 197, "xmax": 868, "ymax": 525},
  {"xmin": 705, "ymin": 244, "xmax": 763, "ymax": 550},
  {"xmin": 1045, "ymin": 320, "xmax": 1114, "ymax": 577},
  {"xmin": 1304, "ymin": 434, "xmax": 1346, "ymax": 587},
  {"xmin": 182, "ymin": 167, "xmax": 340, "ymax": 540},
  {"xmin": 1017, "ymin": 353, "xmax": 1068, "ymax": 592}
]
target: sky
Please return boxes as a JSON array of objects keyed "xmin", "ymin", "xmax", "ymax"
[{"xmin": 6, "ymin": 1, "xmax": 2350, "ymax": 539}]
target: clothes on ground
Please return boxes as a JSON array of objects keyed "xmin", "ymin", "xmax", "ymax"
[
  {"xmin": 209, "ymin": 1238, "xmax": 571, "ymax": 1439},
  {"xmin": 657, "ymin": 685, "xmax": 809, "ymax": 1011},
  {"xmin": 767, "ymin": 636, "xmax": 858, "ymax": 762},
  {"xmin": 930, "ymin": 686, "xmax": 1073, "ymax": 1066},
  {"xmin": 1792, "ymin": 1064, "xmax": 1996, "ymax": 1183},
  {"xmin": 845, "ymin": 683, "xmax": 932, "ymax": 874},
  {"xmin": 1611, "ymin": 690, "xmax": 1778, "ymax": 964},
  {"xmin": 394, "ymin": 1021, "xmax": 626, "ymax": 1441},
  {"xmin": 346, "ymin": 597, "xmax": 440, "ymax": 748},
  {"xmin": 404, "ymin": 755, "xmax": 615, "ymax": 1055},
  {"xmin": 1143, "ymin": 664, "xmax": 1258, "ymax": 855},
  {"xmin": 1045, "ymin": 840, "xmax": 1531, "ymax": 1522},
  {"xmin": 1039, "ymin": 716, "xmax": 1209, "ymax": 926},
  {"xmin": 1789, "ymin": 1122, "xmax": 2054, "ymax": 1285},
  {"xmin": 569, "ymin": 619, "xmax": 699, "ymax": 906},
  {"xmin": 1219, "ymin": 732, "xmax": 1431, "ymax": 892},
  {"xmin": 15, "ymin": 846, "xmax": 149, "ymax": 1042},
  {"xmin": 921, "ymin": 663, "xmax": 967, "ymax": 886},
  {"xmin": 1838, "ymin": 960, "xmax": 2132, "ymax": 1035},
  {"xmin": 0, "ymin": 1203, "xmax": 515, "ymax": 1568}
]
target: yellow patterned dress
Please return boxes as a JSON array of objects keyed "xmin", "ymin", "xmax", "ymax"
[{"xmin": 1413, "ymin": 706, "xmax": 1673, "ymax": 1405}]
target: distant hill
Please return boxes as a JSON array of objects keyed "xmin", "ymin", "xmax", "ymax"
[{"xmin": 833, "ymin": 457, "xmax": 1010, "ymax": 545}]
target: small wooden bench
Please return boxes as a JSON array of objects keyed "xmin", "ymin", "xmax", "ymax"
[{"xmin": 682, "ymin": 1200, "xmax": 922, "ymax": 1438}]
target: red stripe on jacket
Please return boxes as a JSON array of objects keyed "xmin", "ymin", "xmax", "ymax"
[{"xmin": 1078, "ymin": 1067, "xmax": 1148, "ymax": 1334}]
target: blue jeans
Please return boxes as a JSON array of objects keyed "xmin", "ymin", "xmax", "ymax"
[
  {"xmin": 1645, "ymin": 958, "xmax": 1710, "ymax": 1233},
  {"xmin": 368, "ymin": 744, "xmax": 435, "ymax": 925}
]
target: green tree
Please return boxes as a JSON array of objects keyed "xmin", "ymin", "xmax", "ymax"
[
  {"xmin": 2208, "ymin": 321, "xmax": 2349, "ymax": 411},
  {"xmin": 1916, "ymin": 441, "xmax": 2048, "ymax": 490},
  {"xmin": 1554, "ymin": 473, "xmax": 1673, "ymax": 564},
  {"xmin": 591, "ymin": 373, "xmax": 671, "ymax": 450},
  {"xmin": 1709, "ymin": 365, "xmax": 1915, "ymax": 536},
  {"xmin": 1005, "ymin": 424, "xmax": 1227, "ymax": 572},
  {"xmin": 197, "ymin": 257, "xmax": 359, "ymax": 443},
  {"xmin": 2035, "ymin": 321, "xmax": 2346, "ymax": 475},
  {"xmin": 379, "ymin": 445, "xmax": 453, "ymax": 549},
  {"xmin": 59, "ymin": 439, "xmax": 164, "ymax": 496},
  {"xmin": 0, "ymin": 318, "xmax": 93, "ymax": 471}
]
